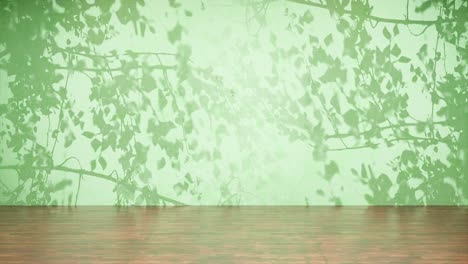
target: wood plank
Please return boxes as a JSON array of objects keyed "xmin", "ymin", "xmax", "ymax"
[{"xmin": 0, "ymin": 206, "xmax": 467, "ymax": 263}]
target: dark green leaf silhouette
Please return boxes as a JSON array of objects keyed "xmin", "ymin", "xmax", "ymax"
[
  {"xmin": 382, "ymin": 27, "xmax": 391, "ymax": 40},
  {"xmin": 343, "ymin": 110, "xmax": 359, "ymax": 127},
  {"xmin": 324, "ymin": 161, "xmax": 339, "ymax": 181},
  {"xmin": 168, "ymin": 23, "xmax": 182, "ymax": 44}
]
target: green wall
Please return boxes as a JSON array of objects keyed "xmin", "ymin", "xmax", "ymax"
[{"xmin": 0, "ymin": 0, "xmax": 466, "ymax": 205}]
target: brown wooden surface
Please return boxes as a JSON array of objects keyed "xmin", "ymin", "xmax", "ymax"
[{"xmin": 0, "ymin": 206, "xmax": 467, "ymax": 263}]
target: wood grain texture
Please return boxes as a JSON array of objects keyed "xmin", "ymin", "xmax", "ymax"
[{"xmin": 0, "ymin": 206, "xmax": 467, "ymax": 263}]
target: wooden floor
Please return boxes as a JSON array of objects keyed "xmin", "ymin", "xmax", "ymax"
[{"xmin": 0, "ymin": 206, "xmax": 467, "ymax": 263}]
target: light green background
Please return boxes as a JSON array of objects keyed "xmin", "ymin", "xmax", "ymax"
[{"xmin": 0, "ymin": 0, "xmax": 466, "ymax": 205}]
